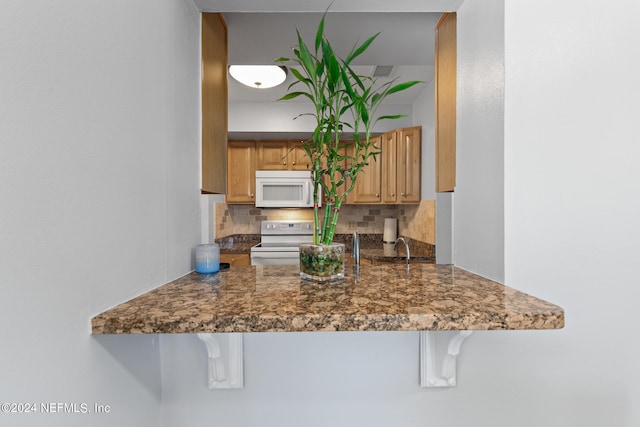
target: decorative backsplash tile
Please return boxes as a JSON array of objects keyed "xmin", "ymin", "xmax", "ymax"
[{"xmin": 215, "ymin": 200, "xmax": 435, "ymax": 245}]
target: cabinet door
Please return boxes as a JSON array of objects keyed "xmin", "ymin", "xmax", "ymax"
[
  {"xmin": 350, "ymin": 136, "xmax": 382, "ymax": 204},
  {"xmin": 397, "ymin": 126, "xmax": 422, "ymax": 203},
  {"xmin": 256, "ymin": 141, "xmax": 288, "ymax": 170},
  {"xmin": 201, "ymin": 13, "xmax": 228, "ymax": 194},
  {"xmin": 381, "ymin": 131, "xmax": 398, "ymax": 203},
  {"xmin": 226, "ymin": 141, "xmax": 256, "ymax": 204},
  {"xmin": 220, "ymin": 253, "xmax": 250, "ymax": 266},
  {"xmin": 288, "ymin": 141, "xmax": 312, "ymax": 170},
  {"xmin": 435, "ymin": 13, "xmax": 456, "ymax": 192}
]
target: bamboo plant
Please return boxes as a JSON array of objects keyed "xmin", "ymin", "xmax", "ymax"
[{"xmin": 277, "ymin": 13, "xmax": 421, "ymax": 246}]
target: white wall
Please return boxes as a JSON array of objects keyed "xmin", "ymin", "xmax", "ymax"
[
  {"xmin": 413, "ymin": 81, "xmax": 437, "ymax": 201},
  {"xmin": 229, "ymin": 101, "xmax": 414, "ymax": 134},
  {"xmin": 501, "ymin": 0, "xmax": 640, "ymax": 425},
  {"xmin": 0, "ymin": 0, "xmax": 200, "ymax": 426},
  {"xmin": 453, "ymin": 0, "xmax": 505, "ymax": 282}
]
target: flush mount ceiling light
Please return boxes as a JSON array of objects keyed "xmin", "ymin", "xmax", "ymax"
[{"xmin": 228, "ymin": 65, "xmax": 287, "ymax": 89}]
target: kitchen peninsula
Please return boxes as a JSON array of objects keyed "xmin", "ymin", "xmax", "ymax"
[
  {"xmin": 92, "ymin": 264, "xmax": 563, "ymax": 388},
  {"xmin": 92, "ymin": 264, "xmax": 563, "ymax": 334}
]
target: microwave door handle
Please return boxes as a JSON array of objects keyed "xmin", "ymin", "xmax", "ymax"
[{"xmin": 305, "ymin": 181, "xmax": 311, "ymax": 205}]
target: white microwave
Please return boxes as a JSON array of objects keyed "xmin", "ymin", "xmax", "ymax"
[{"xmin": 255, "ymin": 170, "xmax": 321, "ymax": 208}]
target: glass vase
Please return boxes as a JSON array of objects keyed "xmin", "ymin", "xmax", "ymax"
[{"xmin": 299, "ymin": 243, "xmax": 345, "ymax": 282}]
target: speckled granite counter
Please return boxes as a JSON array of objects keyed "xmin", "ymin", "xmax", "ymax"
[
  {"xmin": 92, "ymin": 264, "xmax": 563, "ymax": 334},
  {"xmin": 214, "ymin": 234, "xmax": 435, "ymax": 262},
  {"xmin": 216, "ymin": 234, "xmax": 260, "ymax": 253}
]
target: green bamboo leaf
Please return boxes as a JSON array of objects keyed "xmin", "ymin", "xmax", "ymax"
[
  {"xmin": 341, "ymin": 69, "xmax": 356, "ymax": 98},
  {"xmin": 376, "ymin": 114, "xmax": 407, "ymax": 121},
  {"xmin": 347, "ymin": 67, "xmax": 365, "ymax": 91},
  {"xmin": 387, "ymin": 80, "xmax": 423, "ymax": 95},
  {"xmin": 296, "ymin": 30, "xmax": 316, "ymax": 79},
  {"xmin": 315, "ymin": 14, "xmax": 326, "ymax": 53},
  {"xmin": 371, "ymin": 92, "xmax": 383, "ymax": 109},
  {"xmin": 345, "ymin": 33, "xmax": 380, "ymax": 64},
  {"xmin": 278, "ymin": 91, "xmax": 308, "ymax": 101},
  {"xmin": 289, "ymin": 67, "xmax": 310, "ymax": 83}
]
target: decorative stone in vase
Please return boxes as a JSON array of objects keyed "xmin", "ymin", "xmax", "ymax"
[{"xmin": 299, "ymin": 243, "xmax": 345, "ymax": 282}]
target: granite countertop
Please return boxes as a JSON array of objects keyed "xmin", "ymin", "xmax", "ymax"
[
  {"xmin": 216, "ymin": 233, "xmax": 435, "ymax": 262},
  {"xmin": 216, "ymin": 234, "xmax": 260, "ymax": 253},
  {"xmin": 92, "ymin": 264, "xmax": 564, "ymax": 334}
]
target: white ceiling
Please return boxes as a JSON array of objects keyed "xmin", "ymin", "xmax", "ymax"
[
  {"xmin": 194, "ymin": 0, "xmax": 464, "ymax": 136},
  {"xmin": 222, "ymin": 12, "xmax": 442, "ymax": 104}
]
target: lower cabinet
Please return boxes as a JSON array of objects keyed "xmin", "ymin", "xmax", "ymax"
[{"xmin": 220, "ymin": 253, "xmax": 251, "ymax": 266}]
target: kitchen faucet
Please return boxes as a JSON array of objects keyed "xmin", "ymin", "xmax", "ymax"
[
  {"xmin": 393, "ymin": 237, "xmax": 410, "ymax": 265},
  {"xmin": 352, "ymin": 231, "xmax": 360, "ymax": 266}
]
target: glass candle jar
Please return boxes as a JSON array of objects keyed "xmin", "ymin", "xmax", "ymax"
[{"xmin": 195, "ymin": 244, "xmax": 220, "ymax": 274}]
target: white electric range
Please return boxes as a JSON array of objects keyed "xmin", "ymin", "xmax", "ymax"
[{"xmin": 250, "ymin": 220, "xmax": 314, "ymax": 266}]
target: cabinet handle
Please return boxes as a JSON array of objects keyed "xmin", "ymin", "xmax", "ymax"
[
  {"xmin": 283, "ymin": 161, "xmax": 287, "ymax": 165},
  {"xmin": 250, "ymin": 193, "xmax": 254, "ymax": 198},
  {"xmin": 391, "ymin": 193, "xmax": 395, "ymax": 197},
  {"xmin": 292, "ymin": 161, "xmax": 296, "ymax": 165},
  {"xmin": 401, "ymin": 192, "xmax": 406, "ymax": 197},
  {"xmin": 376, "ymin": 194, "xmax": 380, "ymax": 198}
]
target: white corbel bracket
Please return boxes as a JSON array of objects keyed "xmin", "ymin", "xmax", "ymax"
[
  {"xmin": 197, "ymin": 333, "xmax": 244, "ymax": 389},
  {"xmin": 420, "ymin": 330, "xmax": 473, "ymax": 387}
]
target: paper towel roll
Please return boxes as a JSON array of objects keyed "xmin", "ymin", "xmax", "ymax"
[{"xmin": 383, "ymin": 218, "xmax": 398, "ymax": 243}]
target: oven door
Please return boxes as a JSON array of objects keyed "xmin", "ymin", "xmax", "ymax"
[{"xmin": 250, "ymin": 246, "xmax": 301, "ymax": 266}]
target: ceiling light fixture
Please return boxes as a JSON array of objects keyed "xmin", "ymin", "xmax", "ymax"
[{"xmin": 228, "ymin": 65, "xmax": 288, "ymax": 89}]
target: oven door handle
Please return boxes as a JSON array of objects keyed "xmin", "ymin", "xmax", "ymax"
[{"xmin": 251, "ymin": 252, "xmax": 299, "ymax": 259}]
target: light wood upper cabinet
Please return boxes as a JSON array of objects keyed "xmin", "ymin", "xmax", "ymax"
[
  {"xmin": 397, "ymin": 126, "xmax": 422, "ymax": 203},
  {"xmin": 256, "ymin": 141, "xmax": 312, "ymax": 170},
  {"xmin": 201, "ymin": 13, "xmax": 228, "ymax": 194},
  {"xmin": 435, "ymin": 12, "xmax": 457, "ymax": 193},
  {"xmin": 288, "ymin": 141, "xmax": 312, "ymax": 170},
  {"xmin": 256, "ymin": 141, "xmax": 288, "ymax": 170},
  {"xmin": 226, "ymin": 141, "xmax": 256, "ymax": 204},
  {"xmin": 349, "ymin": 127, "xmax": 421, "ymax": 205},
  {"xmin": 350, "ymin": 136, "xmax": 382, "ymax": 204},
  {"xmin": 381, "ymin": 131, "xmax": 398, "ymax": 203}
]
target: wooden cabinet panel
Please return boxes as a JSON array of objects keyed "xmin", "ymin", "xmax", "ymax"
[
  {"xmin": 288, "ymin": 141, "xmax": 312, "ymax": 170},
  {"xmin": 256, "ymin": 141, "xmax": 288, "ymax": 170},
  {"xmin": 397, "ymin": 126, "xmax": 421, "ymax": 203},
  {"xmin": 220, "ymin": 253, "xmax": 250, "ymax": 266},
  {"xmin": 350, "ymin": 136, "xmax": 382, "ymax": 204},
  {"xmin": 201, "ymin": 13, "xmax": 228, "ymax": 194},
  {"xmin": 257, "ymin": 141, "xmax": 312, "ymax": 171},
  {"xmin": 346, "ymin": 128, "xmax": 420, "ymax": 205},
  {"xmin": 435, "ymin": 12, "xmax": 457, "ymax": 192},
  {"xmin": 226, "ymin": 141, "xmax": 255, "ymax": 204},
  {"xmin": 381, "ymin": 131, "xmax": 398, "ymax": 203}
]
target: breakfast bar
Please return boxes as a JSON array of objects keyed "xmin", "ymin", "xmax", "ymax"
[
  {"xmin": 91, "ymin": 264, "xmax": 563, "ymax": 334},
  {"xmin": 92, "ymin": 264, "xmax": 563, "ymax": 388}
]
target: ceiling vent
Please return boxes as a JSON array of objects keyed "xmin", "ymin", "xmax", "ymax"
[{"xmin": 372, "ymin": 65, "xmax": 394, "ymax": 77}]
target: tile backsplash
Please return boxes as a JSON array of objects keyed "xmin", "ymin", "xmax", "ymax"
[{"xmin": 215, "ymin": 200, "xmax": 435, "ymax": 245}]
